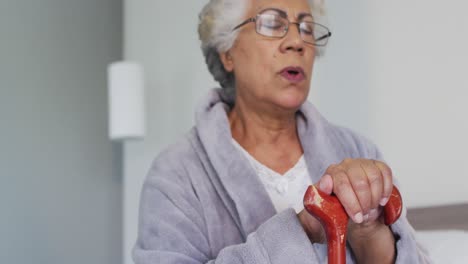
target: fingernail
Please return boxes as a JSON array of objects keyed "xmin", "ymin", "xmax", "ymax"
[
  {"xmin": 370, "ymin": 208, "xmax": 379, "ymax": 218},
  {"xmin": 380, "ymin": 197, "xmax": 389, "ymax": 206},
  {"xmin": 354, "ymin": 212, "xmax": 363, "ymax": 224},
  {"xmin": 363, "ymin": 214, "xmax": 369, "ymax": 222}
]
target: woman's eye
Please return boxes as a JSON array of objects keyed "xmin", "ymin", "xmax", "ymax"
[
  {"xmin": 261, "ymin": 20, "xmax": 283, "ymax": 30},
  {"xmin": 300, "ymin": 24, "xmax": 314, "ymax": 35}
]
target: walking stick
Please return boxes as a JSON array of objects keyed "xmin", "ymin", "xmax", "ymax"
[{"xmin": 303, "ymin": 185, "xmax": 402, "ymax": 264}]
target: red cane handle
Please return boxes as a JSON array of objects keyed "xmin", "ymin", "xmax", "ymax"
[
  {"xmin": 383, "ymin": 187, "xmax": 403, "ymax": 225},
  {"xmin": 303, "ymin": 185, "xmax": 402, "ymax": 264}
]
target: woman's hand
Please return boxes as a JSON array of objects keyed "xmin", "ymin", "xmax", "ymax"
[
  {"xmin": 298, "ymin": 158, "xmax": 393, "ymax": 242},
  {"xmin": 316, "ymin": 158, "xmax": 396, "ymax": 263},
  {"xmin": 318, "ymin": 158, "xmax": 393, "ymax": 225},
  {"xmin": 297, "ymin": 208, "xmax": 326, "ymax": 244}
]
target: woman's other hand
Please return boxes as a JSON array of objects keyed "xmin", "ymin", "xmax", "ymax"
[{"xmin": 297, "ymin": 208, "xmax": 326, "ymax": 244}]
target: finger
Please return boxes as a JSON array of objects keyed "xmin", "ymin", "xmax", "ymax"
[
  {"xmin": 317, "ymin": 174, "xmax": 333, "ymax": 195},
  {"xmin": 347, "ymin": 162, "xmax": 372, "ymax": 217},
  {"xmin": 369, "ymin": 206, "xmax": 383, "ymax": 222},
  {"xmin": 323, "ymin": 163, "xmax": 339, "ymax": 176},
  {"xmin": 373, "ymin": 160, "xmax": 393, "ymax": 206},
  {"xmin": 360, "ymin": 159, "xmax": 384, "ymax": 210},
  {"xmin": 332, "ymin": 170, "xmax": 364, "ymax": 224}
]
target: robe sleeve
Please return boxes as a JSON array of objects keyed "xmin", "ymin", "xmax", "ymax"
[{"xmin": 133, "ymin": 157, "xmax": 322, "ymax": 264}]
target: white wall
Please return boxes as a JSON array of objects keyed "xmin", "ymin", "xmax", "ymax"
[
  {"xmin": 365, "ymin": 1, "xmax": 468, "ymax": 207},
  {"xmin": 123, "ymin": 1, "xmax": 468, "ymax": 263},
  {"xmin": 123, "ymin": 1, "xmax": 216, "ymax": 263}
]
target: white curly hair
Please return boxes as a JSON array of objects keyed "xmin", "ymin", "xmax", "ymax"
[{"xmin": 198, "ymin": 0, "xmax": 327, "ymax": 105}]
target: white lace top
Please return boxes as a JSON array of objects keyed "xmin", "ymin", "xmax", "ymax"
[{"xmin": 232, "ymin": 139, "xmax": 313, "ymax": 213}]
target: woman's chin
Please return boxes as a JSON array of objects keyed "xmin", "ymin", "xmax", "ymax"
[
  {"xmin": 276, "ymin": 91, "xmax": 307, "ymax": 110},
  {"xmin": 275, "ymin": 93, "xmax": 308, "ymax": 111}
]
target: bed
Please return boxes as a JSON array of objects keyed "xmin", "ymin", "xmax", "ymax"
[{"xmin": 407, "ymin": 203, "xmax": 468, "ymax": 263}]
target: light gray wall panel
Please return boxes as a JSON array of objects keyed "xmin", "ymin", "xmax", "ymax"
[{"xmin": 0, "ymin": 0, "xmax": 123, "ymax": 263}]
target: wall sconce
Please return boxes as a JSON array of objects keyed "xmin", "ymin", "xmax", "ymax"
[{"xmin": 107, "ymin": 61, "xmax": 145, "ymax": 141}]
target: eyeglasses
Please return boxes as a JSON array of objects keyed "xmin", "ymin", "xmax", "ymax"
[{"xmin": 232, "ymin": 13, "xmax": 332, "ymax": 46}]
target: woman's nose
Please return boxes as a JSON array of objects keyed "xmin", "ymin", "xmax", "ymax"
[{"xmin": 281, "ymin": 23, "xmax": 304, "ymax": 53}]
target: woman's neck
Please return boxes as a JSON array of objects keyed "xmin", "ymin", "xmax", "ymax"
[{"xmin": 228, "ymin": 97, "xmax": 303, "ymax": 174}]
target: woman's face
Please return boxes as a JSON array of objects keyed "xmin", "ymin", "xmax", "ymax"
[{"xmin": 222, "ymin": 0, "xmax": 316, "ymax": 112}]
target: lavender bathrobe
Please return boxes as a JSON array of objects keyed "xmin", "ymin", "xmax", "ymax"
[{"xmin": 133, "ymin": 88, "xmax": 429, "ymax": 264}]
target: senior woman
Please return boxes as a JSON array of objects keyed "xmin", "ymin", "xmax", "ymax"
[{"xmin": 133, "ymin": 0, "xmax": 430, "ymax": 263}]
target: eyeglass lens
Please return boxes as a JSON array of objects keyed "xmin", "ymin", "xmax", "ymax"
[{"xmin": 255, "ymin": 12, "xmax": 329, "ymax": 46}]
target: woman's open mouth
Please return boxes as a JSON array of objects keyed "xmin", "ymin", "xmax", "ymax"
[{"xmin": 280, "ymin": 66, "xmax": 305, "ymax": 83}]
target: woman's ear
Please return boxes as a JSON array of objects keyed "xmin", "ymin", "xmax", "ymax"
[{"xmin": 219, "ymin": 51, "xmax": 234, "ymax": 72}]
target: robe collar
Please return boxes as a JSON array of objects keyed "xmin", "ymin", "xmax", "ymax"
[{"xmin": 195, "ymin": 88, "xmax": 343, "ymax": 237}]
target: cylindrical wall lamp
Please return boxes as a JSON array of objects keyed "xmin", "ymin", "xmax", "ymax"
[{"xmin": 107, "ymin": 61, "xmax": 146, "ymax": 141}]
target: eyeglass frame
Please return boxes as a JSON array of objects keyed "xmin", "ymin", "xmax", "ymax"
[{"xmin": 232, "ymin": 13, "xmax": 332, "ymax": 47}]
